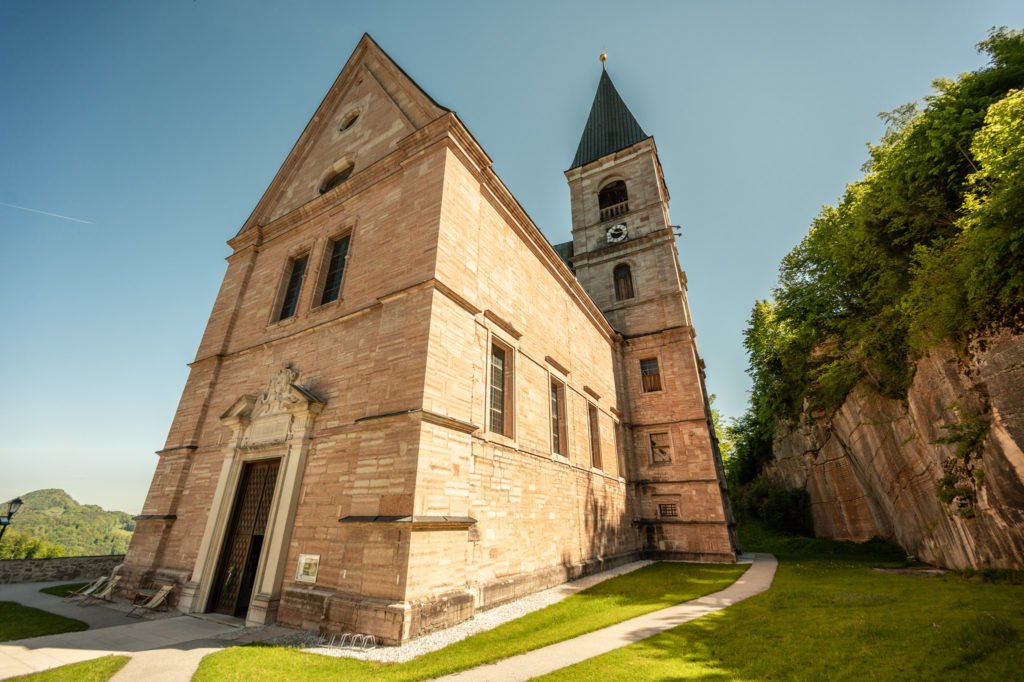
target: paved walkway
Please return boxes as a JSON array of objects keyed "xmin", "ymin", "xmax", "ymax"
[
  {"xmin": 0, "ymin": 581, "xmax": 141, "ymax": 631},
  {"xmin": 0, "ymin": 614, "xmax": 240, "ymax": 679},
  {"xmin": 435, "ymin": 553, "xmax": 778, "ymax": 682},
  {"xmin": 0, "ymin": 581, "xmax": 248, "ymax": 680}
]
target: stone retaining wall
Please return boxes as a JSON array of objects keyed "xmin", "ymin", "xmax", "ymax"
[{"xmin": 0, "ymin": 555, "xmax": 125, "ymax": 584}]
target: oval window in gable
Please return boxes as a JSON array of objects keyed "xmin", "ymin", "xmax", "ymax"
[{"xmin": 320, "ymin": 163, "xmax": 354, "ymax": 195}]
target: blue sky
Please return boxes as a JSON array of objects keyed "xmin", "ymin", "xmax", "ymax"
[{"xmin": 1, "ymin": 1, "xmax": 1019, "ymax": 513}]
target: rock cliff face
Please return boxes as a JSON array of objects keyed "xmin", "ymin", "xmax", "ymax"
[{"xmin": 767, "ymin": 330, "xmax": 1024, "ymax": 569}]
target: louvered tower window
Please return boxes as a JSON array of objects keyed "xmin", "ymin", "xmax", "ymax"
[
  {"xmin": 613, "ymin": 264, "xmax": 634, "ymax": 300},
  {"xmin": 640, "ymin": 358, "xmax": 662, "ymax": 392}
]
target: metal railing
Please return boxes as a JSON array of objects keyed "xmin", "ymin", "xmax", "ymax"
[{"xmin": 599, "ymin": 201, "xmax": 629, "ymax": 221}]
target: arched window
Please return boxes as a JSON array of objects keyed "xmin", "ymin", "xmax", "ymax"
[
  {"xmin": 613, "ymin": 263, "xmax": 634, "ymax": 301},
  {"xmin": 320, "ymin": 163, "xmax": 354, "ymax": 194},
  {"xmin": 598, "ymin": 180, "xmax": 629, "ymax": 220}
]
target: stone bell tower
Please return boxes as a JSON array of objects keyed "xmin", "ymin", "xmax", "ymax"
[{"xmin": 564, "ymin": 64, "xmax": 737, "ymax": 561}]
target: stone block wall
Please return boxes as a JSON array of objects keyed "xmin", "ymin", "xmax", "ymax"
[{"xmin": 0, "ymin": 555, "xmax": 124, "ymax": 584}]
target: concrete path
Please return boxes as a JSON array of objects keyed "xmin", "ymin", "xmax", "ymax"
[
  {"xmin": 109, "ymin": 638, "xmax": 230, "ymax": 682},
  {"xmin": 0, "ymin": 615, "xmax": 240, "ymax": 679},
  {"xmin": 0, "ymin": 580, "xmax": 141, "ymax": 630},
  {"xmin": 435, "ymin": 553, "xmax": 778, "ymax": 682}
]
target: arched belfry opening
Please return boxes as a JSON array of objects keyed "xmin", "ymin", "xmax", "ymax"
[{"xmin": 598, "ymin": 180, "xmax": 629, "ymax": 220}]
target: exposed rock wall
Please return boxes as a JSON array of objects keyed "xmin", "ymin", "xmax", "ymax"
[{"xmin": 768, "ymin": 330, "xmax": 1024, "ymax": 569}]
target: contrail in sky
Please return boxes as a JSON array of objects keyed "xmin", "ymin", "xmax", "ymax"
[{"xmin": 0, "ymin": 201, "xmax": 94, "ymax": 225}]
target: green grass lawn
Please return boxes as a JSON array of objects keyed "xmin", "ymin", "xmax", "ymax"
[
  {"xmin": 7, "ymin": 655, "xmax": 130, "ymax": 682},
  {"xmin": 0, "ymin": 602, "xmax": 88, "ymax": 642},
  {"xmin": 195, "ymin": 561, "xmax": 748, "ymax": 682},
  {"xmin": 540, "ymin": 525, "xmax": 1024, "ymax": 681},
  {"xmin": 38, "ymin": 582, "xmax": 90, "ymax": 598}
]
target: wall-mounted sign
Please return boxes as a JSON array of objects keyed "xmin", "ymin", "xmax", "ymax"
[{"xmin": 295, "ymin": 553, "xmax": 320, "ymax": 583}]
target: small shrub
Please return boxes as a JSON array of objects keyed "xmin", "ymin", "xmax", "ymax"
[{"xmin": 732, "ymin": 479, "xmax": 810, "ymax": 534}]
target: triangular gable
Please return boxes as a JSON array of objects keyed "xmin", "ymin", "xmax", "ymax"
[{"xmin": 240, "ymin": 34, "xmax": 449, "ymax": 231}]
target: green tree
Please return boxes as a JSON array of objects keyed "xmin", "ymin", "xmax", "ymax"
[
  {"xmin": 0, "ymin": 529, "xmax": 66, "ymax": 559},
  {"xmin": 708, "ymin": 395, "xmax": 734, "ymax": 463},
  {"xmin": 734, "ymin": 28, "xmax": 1024, "ymax": 486}
]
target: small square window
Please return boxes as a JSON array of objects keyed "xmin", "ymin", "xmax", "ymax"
[
  {"xmin": 640, "ymin": 358, "xmax": 662, "ymax": 392},
  {"xmin": 658, "ymin": 503, "xmax": 679, "ymax": 518}
]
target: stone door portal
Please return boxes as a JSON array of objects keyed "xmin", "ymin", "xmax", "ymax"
[{"xmin": 209, "ymin": 459, "xmax": 280, "ymax": 616}]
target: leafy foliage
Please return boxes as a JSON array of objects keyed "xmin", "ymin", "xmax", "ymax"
[
  {"xmin": 4, "ymin": 489, "xmax": 135, "ymax": 557},
  {"xmin": 0, "ymin": 530, "xmax": 66, "ymax": 560},
  {"xmin": 933, "ymin": 411, "xmax": 990, "ymax": 518},
  {"xmin": 708, "ymin": 394, "xmax": 734, "ymax": 462},
  {"xmin": 734, "ymin": 29, "xmax": 1024, "ymax": 486},
  {"xmin": 729, "ymin": 479, "xmax": 810, "ymax": 535}
]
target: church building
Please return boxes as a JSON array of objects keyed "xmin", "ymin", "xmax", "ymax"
[{"xmin": 122, "ymin": 34, "xmax": 737, "ymax": 645}]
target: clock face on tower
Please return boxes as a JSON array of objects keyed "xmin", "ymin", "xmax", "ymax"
[{"xmin": 606, "ymin": 223, "xmax": 628, "ymax": 244}]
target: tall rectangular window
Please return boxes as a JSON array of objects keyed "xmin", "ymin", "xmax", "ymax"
[
  {"xmin": 489, "ymin": 343, "xmax": 513, "ymax": 436},
  {"xmin": 278, "ymin": 254, "xmax": 309, "ymax": 320},
  {"xmin": 550, "ymin": 378, "xmax": 567, "ymax": 456},
  {"xmin": 319, "ymin": 235, "xmax": 351, "ymax": 305},
  {"xmin": 640, "ymin": 358, "xmax": 662, "ymax": 392},
  {"xmin": 588, "ymin": 403, "xmax": 602, "ymax": 470},
  {"xmin": 615, "ymin": 423, "xmax": 625, "ymax": 477}
]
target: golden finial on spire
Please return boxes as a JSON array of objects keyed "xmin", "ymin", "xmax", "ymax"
[{"xmin": 600, "ymin": 49, "xmax": 608, "ymax": 70}]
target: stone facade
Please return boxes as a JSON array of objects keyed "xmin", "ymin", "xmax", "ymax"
[{"xmin": 122, "ymin": 35, "xmax": 736, "ymax": 644}]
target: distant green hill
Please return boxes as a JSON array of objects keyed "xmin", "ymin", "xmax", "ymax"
[{"xmin": 4, "ymin": 489, "xmax": 135, "ymax": 557}]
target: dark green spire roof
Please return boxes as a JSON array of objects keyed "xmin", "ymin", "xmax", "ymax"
[{"xmin": 570, "ymin": 70, "xmax": 649, "ymax": 169}]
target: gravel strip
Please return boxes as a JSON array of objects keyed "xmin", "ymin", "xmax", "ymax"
[{"xmin": 261, "ymin": 560, "xmax": 652, "ymax": 664}]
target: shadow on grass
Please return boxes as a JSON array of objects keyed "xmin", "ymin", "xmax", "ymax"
[
  {"xmin": 0, "ymin": 602, "xmax": 88, "ymax": 642},
  {"xmin": 539, "ymin": 524, "xmax": 1024, "ymax": 681}
]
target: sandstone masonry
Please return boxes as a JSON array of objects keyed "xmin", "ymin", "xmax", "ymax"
[{"xmin": 121, "ymin": 35, "xmax": 737, "ymax": 644}]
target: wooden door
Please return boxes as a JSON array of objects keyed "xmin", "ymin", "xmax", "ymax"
[{"xmin": 209, "ymin": 459, "xmax": 280, "ymax": 616}]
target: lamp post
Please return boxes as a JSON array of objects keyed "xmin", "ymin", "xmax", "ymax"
[{"xmin": 0, "ymin": 497, "xmax": 24, "ymax": 543}]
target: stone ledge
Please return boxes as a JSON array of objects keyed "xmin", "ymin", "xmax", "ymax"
[{"xmin": 339, "ymin": 515, "xmax": 476, "ymax": 531}]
